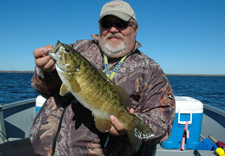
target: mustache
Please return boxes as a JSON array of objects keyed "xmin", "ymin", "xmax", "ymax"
[{"xmin": 106, "ymin": 33, "xmax": 125, "ymax": 40}]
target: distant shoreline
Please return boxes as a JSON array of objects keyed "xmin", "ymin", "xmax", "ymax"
[
  {"xmin": 166, "ymin": 74, "xmax": 225, "ymax": 77},
  {"xmin": 0, "ymin": 70, "xmax": 34, "ymax": 73},
  {"xmin": 0, "ymin": 70, "xmax": 225, "ymax": 77}
]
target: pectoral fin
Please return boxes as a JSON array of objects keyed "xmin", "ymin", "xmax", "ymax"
[
  {"xmin": 94, "ymin": 114, "xmax": 111, "ymax": 132},
  {"xmin": 60, "ymin": 83, "xmax": 70, "ymax": 96},
  {"xmin": 68, "ymin": 77, "xmax": 81, "ymax": 93}
]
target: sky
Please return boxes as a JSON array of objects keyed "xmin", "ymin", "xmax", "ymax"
[{"xmin": 0, "ymin": 0, "xmax": 225, "ymax": 75}]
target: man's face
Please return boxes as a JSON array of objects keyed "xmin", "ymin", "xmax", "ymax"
[{"xmin": 99, "ymin": 16, "xmax": 138, "ymax": 58}]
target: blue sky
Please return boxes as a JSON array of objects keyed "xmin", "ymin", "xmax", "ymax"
[{"xmin": 1, "ymin": 0, "xmax": 225, "ymax": 75}]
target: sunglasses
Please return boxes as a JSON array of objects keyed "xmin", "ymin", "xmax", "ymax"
[{"xmin": 100, "ymin": 20, "xmax": 133, "ymax": 29}]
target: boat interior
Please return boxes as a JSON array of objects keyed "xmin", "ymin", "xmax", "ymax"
[{"xmin": 0, "ymin": 96, "xmax": 224, "ymax": 156}]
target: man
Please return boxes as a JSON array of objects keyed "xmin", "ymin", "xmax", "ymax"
[{"xmin": 30, "ymin": 0, "xmax": 175, "ymax": 155}]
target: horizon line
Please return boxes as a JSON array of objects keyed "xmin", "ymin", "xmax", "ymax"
[{"xmin": 0, "ymin": 70, "xmax": 225, "ymax": 77}]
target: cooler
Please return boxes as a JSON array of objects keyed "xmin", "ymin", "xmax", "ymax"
[
  {"xmin": 161, "ymin": 96, "xmax": 203, "ymax": 149},
  {"xmin": 35, "ymin": 95, "xmax": 46, "ymax": 115}
]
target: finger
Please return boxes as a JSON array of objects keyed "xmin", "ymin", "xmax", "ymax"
[
  {"xmin": 35, "ymin": 56, "xmax": 56, "ymax": 72},
  {"xmin": 33, "ymin": 45, "xmax": 54, "ymax": 59},
  {"xmin": 129, "ymin": 108, "xmax": 135, "ymax": 114},
  {"xmin": 87, "ymin": 142, "xmax": 104, "ymax": 156},
  {"xmin": 33, "ymin": 47, "xmax": 48, "ymax": 59},
  {"xmin": 110, "ymin": 115, "xmax": 124, "ymax": 130},
  {"xmin": 87, "ymin": 142, "xmax": 101, "ymax": 148},
  {"xmin": 35, "ymin": 55, "xmax": 52, "ymax": 67},
  {"xmin": 110, "ymin": 116, "xmax": 126, "ymax": 135},
  {"xmin": 43, "ymin": 58, "xmax": 56, "ymax": 71},
  {"xmin": 109, "ymin": 126, "xmax": 119, "ymax": 136},
  {"xmin": 88, "ymin": 148, "xmax": 105, "ymax": 156}
]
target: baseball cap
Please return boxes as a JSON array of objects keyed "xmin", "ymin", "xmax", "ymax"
[{"xmin": 99, "ymin": 0, "xmax": 137, "ymax": 23}]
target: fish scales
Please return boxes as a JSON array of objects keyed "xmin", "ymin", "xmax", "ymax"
[
  {"xmin": 78, "ymin": 65, "xmax": 112, "ymax": 111},
  {"xmin": 49, "ymin": 41, "xmax": 154, "ymax": 151},
  {"xmin": 62, "ymin": 49, "xmax": 117, "ymax": 114}
]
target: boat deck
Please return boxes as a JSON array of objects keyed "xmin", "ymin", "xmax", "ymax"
[
  {"xmin": 0, "ymin": 97, "xmax": 224, "ymax": 156},
  {"xmin": 155, "ymin": 144, "xmax": 215, "ymax": 156}
]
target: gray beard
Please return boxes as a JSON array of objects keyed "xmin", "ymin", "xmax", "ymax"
[{"xmin": 103, "ymin": 41, "xmax": 126, "ymax": 55}]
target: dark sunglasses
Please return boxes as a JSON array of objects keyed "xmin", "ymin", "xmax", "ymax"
[{"xmin": 100, "ymin": 20, "xmax": 133, "ymax": 29}]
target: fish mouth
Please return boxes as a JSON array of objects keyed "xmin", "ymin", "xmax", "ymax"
[
  {"xmin": 49, "ymin": 41, "xmax": 61, "ymax": 59},
  {"xmin": 49, "ymin": 41, "xmax": 67, "ymax": 71}
]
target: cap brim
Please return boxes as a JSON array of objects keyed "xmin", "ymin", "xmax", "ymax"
[{"xmin": 99, "ymin": 11, "xmax": 130, "ymax": 22}]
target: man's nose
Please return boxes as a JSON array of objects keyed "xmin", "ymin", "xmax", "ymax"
[{"xmin": 109, "ymin": 26, "xmax": 119, "ymax": 33}]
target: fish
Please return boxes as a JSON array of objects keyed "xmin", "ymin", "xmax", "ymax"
[{"xmin": 48, "ymin": 41, "xmax": 154, "ymax": 151}]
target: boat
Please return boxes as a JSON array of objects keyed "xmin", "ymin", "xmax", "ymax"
[{"xmin": 0, "ymin": 96, "xmax": 224, "ymax": 156}]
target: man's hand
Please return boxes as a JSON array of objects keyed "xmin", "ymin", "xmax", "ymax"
[
  {"xmin": 87, "ymin": 109, "xmax": 134, "ymax": 155},
  {"xmin": 33, "ymin": 45, "xmax": 56, "ymax": 72},
  {"xmin": 109, "ymin": 108, "xmax": 134, "ymax": 136},
  {"xmin": 87, "ymin": 139, "xmax": 105, "ymax": 156}
]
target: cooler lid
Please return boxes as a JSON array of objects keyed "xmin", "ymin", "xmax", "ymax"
[
  {"xmin": 36, "ymin": 95, "xmax": 46, "ymax": 107},
  {"xmin": 175, "ymin": 96, "xmax": 203, "ymax": 113}
]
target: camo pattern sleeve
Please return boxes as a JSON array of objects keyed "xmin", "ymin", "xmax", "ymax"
[
  {"xmin": 31, "ymin": 66, "xmax": 62, "ymax": 99},
  {"xmin": 115, "ymin": 50, "xmax": 175, "ymax": 145}
]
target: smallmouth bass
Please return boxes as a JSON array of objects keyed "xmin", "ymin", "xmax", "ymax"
[{"xmin": 49, "ymin": 41, "xmax": 154, "ymax": 151}]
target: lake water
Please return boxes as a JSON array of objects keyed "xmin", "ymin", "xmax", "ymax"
[
  {"xmin": 0, "ymin": 73, "xmax": 38, "ymax": 105},
  {"xmin": 0, "ymin": 73, "xmax": 225, "ymax": 110}
]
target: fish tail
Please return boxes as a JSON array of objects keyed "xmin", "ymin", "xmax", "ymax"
[{"xmin": 126, "ymin": 118, "xmax": 154, "ymax": 151}]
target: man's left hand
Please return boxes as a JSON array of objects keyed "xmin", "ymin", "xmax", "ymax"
[{"xmin": 109, "ymin": 108, "xmax": 134, "ymax": 136}]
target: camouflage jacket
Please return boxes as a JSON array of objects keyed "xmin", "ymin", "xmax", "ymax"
[{"xmin": 30, "ymin": 35, "xmax": 175, "ymax": 156}]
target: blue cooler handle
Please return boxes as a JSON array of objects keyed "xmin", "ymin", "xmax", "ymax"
[{"xmin": 178, "ymin": 110, "xmax": 193, "ymax": 125}]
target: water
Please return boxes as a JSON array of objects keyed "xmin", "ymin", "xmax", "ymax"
[
  {"xmin": 168, "ymin": 76, "xmax": 225, "ymax": 110},
  {"xmin": 0, "ymin": 73, "xmax": 225, "ymax": 110},
  {"xmin": 0, "ymin": 73, "xmax": 38, "ymax": 104}
]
